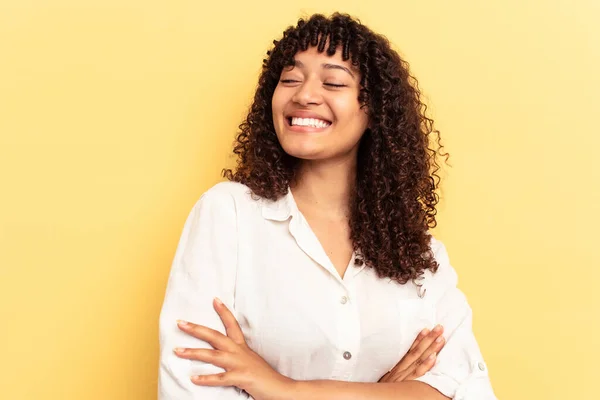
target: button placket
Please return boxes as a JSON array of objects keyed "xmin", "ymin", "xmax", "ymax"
[{"xmin": 330, "ymin": 283, "xmax": 360, "ymax": 381}]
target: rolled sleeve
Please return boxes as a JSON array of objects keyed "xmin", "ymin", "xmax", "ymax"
[
  {"xmin": 158, "ymin": 185, "xmax": 249, "ymax": 399},
  {"xmin": 414, "ymin": 239, "xmax": 497, "ymax": 400}
]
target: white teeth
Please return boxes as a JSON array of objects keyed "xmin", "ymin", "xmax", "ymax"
[{"xmin": 290, "ymin": 117, "xmax": 331, "ymax": 128}]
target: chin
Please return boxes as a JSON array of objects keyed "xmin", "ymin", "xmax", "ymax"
[
  {"xmin": 280, "ymin": 141, "xmax": 326, "ymax": 160},
  {"xmin": 283, "ymin": 148, "xmax": 325, "ymax": 160}
]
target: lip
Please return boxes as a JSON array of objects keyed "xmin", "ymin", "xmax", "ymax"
[
  {"xmin": 285, "ymin": 110, "xmax": 332, "ymax": 123},
  {"xmin": 284, "ymin": 110, "xmax": 333, "ymax": 133}
]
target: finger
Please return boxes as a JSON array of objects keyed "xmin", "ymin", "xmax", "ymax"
[
  {"xmin": 173, "ymin": 347, "xmax": 229, "ymax": 367},
  {"xmin": 177, "ymin": 320, "xmax": 234, "ymax": 351},
  {"xmin": 408, "ymin": 328, "xmax": 430, "ymax": 351},
  {"xmin": 213, "ymin": 297, "xmax": 246, "ymax": 345},
  {"xmin": 408, "ymin": 328, "xmax": 430, "ymax": 352},
  {"xmin": 392, "ymin": 325, "xmax": 444, "ymax": 378},
  {"xmin": 385, "ymin": 368, "xmax": 409, "ymax": 383},
  {"xmin": 387, "ymin": 339, "xmax": 442, "ymax": 383},
  {"xmin": 410, "ymin": 325, "xmax": 443, "ymax": 360},
  {"xmin": 411, "ymin": 352, "xmax": 437, "ymax": 379},
  {"xmin": 396, "ymin": 325, "xmax": 442, "ymax": 372},
  {"xmin": 416, "ymin": 330, "xmax": 445, "ymax": 364},
  {"xmin": 406, "ymin": 328, "xmax": 445, "ymax": 374},
  {"xmin": 378, "ymin": 371, "xmax": 391, "ymax": 383},
  {"xmin": 191, "ymin": 373, "xmax": 232, "ymax": 387}
]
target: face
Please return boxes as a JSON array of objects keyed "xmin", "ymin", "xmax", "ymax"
[{"xmin": 271, "ymin": 46, "xmax": 369, "ymax": 162}]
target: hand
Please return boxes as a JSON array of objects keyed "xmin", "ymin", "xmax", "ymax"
[
  {"xmin": 379, "ymin": 325, "xmax": 445, "ymax": 382},
  {"xmin": 174, "ymin": 298, "xmax": 294, "ymax": 400}
]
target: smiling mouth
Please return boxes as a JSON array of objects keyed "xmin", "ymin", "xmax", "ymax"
[{"xmin": 286, "ymin": 116, "xmax": 332, "ymax": 129}]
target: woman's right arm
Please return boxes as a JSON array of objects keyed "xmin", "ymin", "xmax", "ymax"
[{"xmin": 158, "ymin": 185, "xmax": 249, "ymax": 399}]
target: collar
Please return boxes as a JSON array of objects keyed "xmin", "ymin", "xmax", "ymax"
[
  {"xmin": 260, "ymin": 188, "xmax": 296, "ymax": 221},
  {"xmin": 260, "ymin": 186, "xmax": 367, "ymax": 283}
]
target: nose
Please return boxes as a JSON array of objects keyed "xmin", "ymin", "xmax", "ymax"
[{"xmin": 291, "ymin": 78, "xmax": 323, "ymax": 106}]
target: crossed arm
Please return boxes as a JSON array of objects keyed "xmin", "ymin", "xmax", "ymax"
[{"xmin": 171, "ymin": 298, "xmax": 449, "ymax": 400}]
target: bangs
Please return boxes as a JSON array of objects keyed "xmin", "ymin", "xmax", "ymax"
[{"xmin": 269, "ymin": 14, "xmax": 360, "ymax": 69}]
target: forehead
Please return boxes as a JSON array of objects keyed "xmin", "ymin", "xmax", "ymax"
[{"xmin": 288, "ymin": 46, "xmax": 359, "ymax": 76}]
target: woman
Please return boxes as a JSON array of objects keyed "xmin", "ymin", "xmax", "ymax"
[{"xmin": 158, "ymin": 13, "xmax": 496, "ymax": 400}]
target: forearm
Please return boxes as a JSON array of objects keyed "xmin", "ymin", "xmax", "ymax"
[{"xmin": 285, "ymin": 380, "xmax": 449, "ymax": 400}]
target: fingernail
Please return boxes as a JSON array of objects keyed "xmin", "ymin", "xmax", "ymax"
[
  {"xmin": 173, "ymin": 347, "xmax": 185, "ymax": 354},
  {"xmin": 421, "ymin": 328, "xmax": 430, "ymax": 336},
  {"xmin": 435, "ymin": 336, "xmax": 444, "ymax": 343},
  {"xmin": 177, "ymin": 320, "xmax": 188, "ymax": 327},
  {"xmin": 429, "ymin": 352, "xmax": 437, "ymax": 359},
  {"xmin": 214, "ymin": 297, "xmax": 224, "ymax": 306},
  {"xmin": 433, "ymin": 324, "xmax": 442, "ymax": 332}
]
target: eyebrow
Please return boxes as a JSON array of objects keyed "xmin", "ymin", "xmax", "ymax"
[{"xmin": 292, "ymin": 59, "xmax": 356, "ymax": 79}]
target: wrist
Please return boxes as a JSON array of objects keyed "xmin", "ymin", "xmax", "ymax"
[
  {"xmin": 276, "ymin": 375, "xmax": 298, "ymax": 400},
  {"xmin": 247, "ymin": 373, "xmax": 298, "ymax": 400}
]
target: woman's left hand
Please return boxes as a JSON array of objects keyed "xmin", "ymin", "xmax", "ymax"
[{"xmin": 174, "ymin": 298, "xmax": 294, "ymax": 400}]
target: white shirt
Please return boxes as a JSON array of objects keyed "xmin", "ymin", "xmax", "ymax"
[{"xmin": 158, "ymin": 181, "xmax": 497, "ymax": 400}]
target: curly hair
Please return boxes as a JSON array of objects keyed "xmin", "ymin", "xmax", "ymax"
[{"xmin": 223, "ymin": 12, "xmax": 448, "ymax": 284}]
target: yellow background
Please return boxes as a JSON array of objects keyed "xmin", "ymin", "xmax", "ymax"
[{"xmin": 1, "ymin": 1, "xmax": 599, "ymax": 399}]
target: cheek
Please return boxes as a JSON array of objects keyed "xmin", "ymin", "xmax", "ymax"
[
  {"xmin": 356, "ymin": 107, "xmax": 370, "ymax": 131},
  {"xmin": 271, "ymin": 86, "xmax": 287, "ymax": 114},
  {"xmin": 330, "ymin": 96, "xmax": 360, "ymax": 119},
  {"xmin": 271, "ymin": 95, "xmax": 279, "ymax": 115},
  {"xmin": 330, "ymin": 97, "xmax": 369, "ymax": 132}
]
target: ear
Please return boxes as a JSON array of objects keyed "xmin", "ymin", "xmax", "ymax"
[{"xmin": 358, "ymin": 104, "xmax": 371, "ymax": 127}]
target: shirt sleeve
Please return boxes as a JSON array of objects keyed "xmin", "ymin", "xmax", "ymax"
[
  {"xmin": 414, "ymin": 238, "xmax": 497, "ymax": 400},
  {"xmin": 158, "ymin": 187, "xmax": 250, "ymax": 400}
]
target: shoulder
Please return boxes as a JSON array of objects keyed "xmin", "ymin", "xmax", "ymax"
[
  {"xmin": 202, "ymin": 181, "xmax": 253, "ymax": 200},
  {"xmin": 196, "ymin": 181, "xmax": 256, "ymax": 207},
  {"xmin": 429, "ymin": 236, "xmax": 452, "ymax": 271},
  {"xmin": 420, "ymin": 235, "xmax": 459, "ymax": 301},
  {"xmin": 191, "ymin": 181, "xmax": 262, "ymax": 218}
]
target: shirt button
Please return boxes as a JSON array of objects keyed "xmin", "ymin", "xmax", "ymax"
[
  {"xmin": 478, "ymin": 362, "xmax": 486, "ymax": 371},
  {"xmin": 343, "ymin": 351, "xmax": 352, "ymax": 360},
  {"xmin": 340, "ymin": 296, "xmax": 348, "ymax": 304}
]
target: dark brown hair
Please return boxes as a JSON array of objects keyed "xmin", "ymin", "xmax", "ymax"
[{"xmin": 223, "ymin": 13, "xmax": 448, "ymax": 284}]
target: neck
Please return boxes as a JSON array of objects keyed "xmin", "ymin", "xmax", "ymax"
[{"xmin": 291, "ymin": 155, "xmax": 357, "ymax": 219}]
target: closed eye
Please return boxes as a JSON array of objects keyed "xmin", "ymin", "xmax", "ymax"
[{"xmin": 324, "ymin": 83, "xmax": 347, "ymax": 88}]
